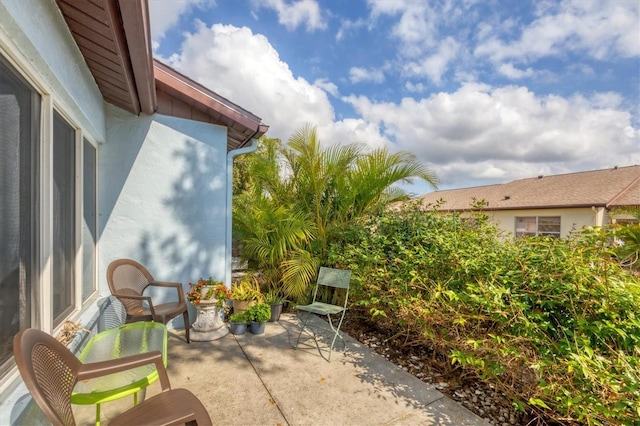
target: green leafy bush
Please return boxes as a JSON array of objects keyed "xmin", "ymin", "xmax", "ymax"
[
  {"xmin": 246, "ymin": 303, "xmax": 271, "ymax": 324},
  {"xmin": 229, "ymin": 311, "xmax": 249, "ymax": 324},
  {"xmin": 329, "ymin": 202, "xmax": 640, "ymax": 425}
]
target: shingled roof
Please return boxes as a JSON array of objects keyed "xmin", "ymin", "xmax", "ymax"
[{"xmin": 418, "ymin": 165, "xmax": 640, "ymax": 211}]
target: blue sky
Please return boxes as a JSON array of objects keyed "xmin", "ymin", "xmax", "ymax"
[{"xmin": 149, "ymin": 0, "xmax": 639, "ymax": 194}]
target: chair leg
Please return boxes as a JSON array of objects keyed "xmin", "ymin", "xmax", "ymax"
[
  {"xmin": 294, "ymin": 310, "xmax": 314, "ymax": 348},
  {"xmin": 183, "ymin": 311, "xmax": 190, "ymax": 343},
  {"xmin": 326, "ymin": 312, "xmax": 347, "ymax": 361}
]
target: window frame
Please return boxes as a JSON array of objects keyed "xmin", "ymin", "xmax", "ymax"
[
  {"xmin": 515, "ymin": 216, "xmax": 561, "ymax": 238},
  {"xmin": 0, "ymin": 53, "xmax": 41, "ymax": 379},
  {"xmin": 0, "ymin": 44, "xmax": 99, "ymax": 386},
  {"xmin": 81, "ymin": 138, "xmax": 98, "ymax": 303},
  {"xmin": 51, "ymin": 109, "xmax": 77, "ymax": 324}
]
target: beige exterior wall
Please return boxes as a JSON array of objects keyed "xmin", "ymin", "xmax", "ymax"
[{"xmin": 460, "ymin": 207, "xmax": 610, "ymax": 238}]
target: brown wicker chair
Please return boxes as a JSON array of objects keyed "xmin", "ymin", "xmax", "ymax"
[
  {"xmin": 13, "ymin": 328, "xmax": 211, "ymax": 426},
  {"xmin": 107, "ymin": 259, "xmax": 191, "ymax": 343}
]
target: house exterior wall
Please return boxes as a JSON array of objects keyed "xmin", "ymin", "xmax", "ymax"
[
  {"xmin": 0, "ymin": 0, "xmax": 106, "ymax": 140},
  {"xmin": 484, "ymin": 207, "xmax": 607, "ymax": 238},
  {"xmin": 0, "ymin": 0, "xmax": 107, "ymax": 421},
  {"xmin": 100, "ymin": 105, "xmax": 230, "ymax": 328}
]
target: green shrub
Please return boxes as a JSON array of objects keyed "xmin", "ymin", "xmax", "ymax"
[
  {"xmin": 329, "ymin": 203, "xmax": 640, "ymax": 425},
  {"xmin": 229, "ymin": 311, "xmax": 249, "ymax": 323},
  {"xmin": 247, "ymin": 303, "xmax": 271, "ymax": 323}
]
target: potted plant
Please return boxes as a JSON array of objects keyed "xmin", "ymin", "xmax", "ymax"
[
  {"xmin": 228, "ymin": 311, "xmax": 248, "ymax": 335},
  {"xmin": 186, "ymin": 278, "xmax": 231, "ymax": 337},
  {"xmin": 231, "ymin": 273, "xmax": 262, "ymax": 313},
  {"xmin": 246, "ymin": 303, "xmax": 271, "ymax": 335},
  {"xmin": 263, "ymin": 289, "xmax": 287, "ymax": 322},
  {"xmin": 186, "ymin": 278, "xmax": 230, "ymax": 308}
]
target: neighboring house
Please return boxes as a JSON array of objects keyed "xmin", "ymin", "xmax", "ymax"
[
  {"xmin": 0, "ymin": 0, "xmax": 267, "ymax": 421},
  {"xmin": 416, "ymin": 165, "xmax": 640, "ymax": 238}
]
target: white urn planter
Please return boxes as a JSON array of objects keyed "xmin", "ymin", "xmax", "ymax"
[{"xmin": 190, "ymin": 299, "xmax": 228, "ymax": 341}]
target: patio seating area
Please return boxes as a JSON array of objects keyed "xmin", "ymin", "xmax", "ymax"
[{"xmin": 73, "ymin": 314, "xmax": 488, "ymax": 425}]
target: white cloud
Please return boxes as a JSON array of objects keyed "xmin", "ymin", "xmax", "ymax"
[
  {"xmin": 167, "ymin": 22, "xmax": 334, "ymax": 140},
  {"xmin": 344, "ymin": 83, "xmax": 639, "ymax": 188},
  {"xmin": 314, "ymin": 78, "xmax": 339, "ymax": 97},
  {"xmin": 367, "ymin": 1, "xmax": 437, "ymax": 56},
  {"xmin": 497, "ymin": 63, "xmax": 536, "ymax": 80},
  {"xmin": 317, "ymin": 118, "xmax": 388, "ymax": 150},
  {"xmin": 148, "ymin": 0, "xmax": 208, "ymax": 45},
  {"xmin": 405, "ymin": 81, "xmax": 425, "ymax": 93},
  {"xmin": 252, "ymin": 0, "xmax": 326, "ymax": 31},
  {"xmin": 403, "ymin": 37, "xmax": 460, "ymax": 85},
  {"xmin": 349, "ymin": 67, "xmax": 385, "ymax": 84},
  {"xmin": 475, "ymin": 0, "xmax": 640, "ymax": 64},
  {"xmin": 161, "ymin": 10, "xmax": 638, "ymax": 194},
  {"xmin": 335, "ymin": 17, "xmax": 367, "ymax": 41}
]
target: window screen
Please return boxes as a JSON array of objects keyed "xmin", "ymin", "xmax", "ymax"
[
  {"xmin": 0, "ymin": 57, "xmax": 40, "ymax": 374},
  {"xmin": 52, "ymin": 111, "xmax": 75, "ymax": 323},
  {"xmin": 515, "ymin": 216, "xmax": 560, "ymax": 237},
  {"xmin": 82, "ymin": 140, "xmax": 96, "ymax": 301}
]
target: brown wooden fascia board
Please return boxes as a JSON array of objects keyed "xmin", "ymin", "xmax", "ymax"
[
  {"xmin": 84, "ymin": 60, "xmax": 129, "ymax": 89},
  {"xmin": 57, "ymin": 0, "xmax": 110, "ymax": 26},
  {"xmin": 103, "ymin": 0, "xmax": 141, "ymax": 115},
  {"xmin": 153, "ymin": 62, "xmax": 261, "ymax": 130},
  {"xmin": 56, "ymin": 2, "xmax": 112, "ymax": 39},
  {"xmin": 154, "ymin": 60, "xmax": 261, "ymax": 120},
  {"xmin": 118, "ymin": 0, "xmax": 156, "ymax": 115},
  {"xmin": 71, "ymin": 31, "xmax": 122, "ymax": 66}
]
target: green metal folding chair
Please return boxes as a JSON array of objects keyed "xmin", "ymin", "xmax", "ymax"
[{"xmin": 294, "ymin": 267, "xmax": 351, "ymax": 361}]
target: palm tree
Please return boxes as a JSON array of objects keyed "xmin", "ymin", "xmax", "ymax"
[{"xmin": 233, "ymin": 124, "xmax": 438, "ymax": 298}]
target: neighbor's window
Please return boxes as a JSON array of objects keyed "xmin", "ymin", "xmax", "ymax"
[
  {"xmin": 613, "ymin": 218, "xmax": 639, "ymax": 225},
  {"xmin": 515, "ymin": 216, "xmax": 561, "ymax": 237},
  {"xmin": 0, "ymin": 56, "xmax": 40, "ymax": 375}
]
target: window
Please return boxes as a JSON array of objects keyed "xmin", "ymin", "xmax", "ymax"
[
  {"xmin": 515, "ymin": 216, "xmax": 561, "ymax": 237},
  {"xmin": 0, "ymin": 51, "xmax": 98, "ymax": 381},
  {"xmin": 613, "ymin": 218, "xmax": 639, "ymax": 225},
  {"xmin": 0, "ymin": 56, "xmax": 40, "ymax": 375},
  {"xmin": 82, "ymin": 140, "xmax": 97, "ymax": 301},
  {"xmin": 52, "ymin": 111, "xmax": 76, "ymax": 323}
]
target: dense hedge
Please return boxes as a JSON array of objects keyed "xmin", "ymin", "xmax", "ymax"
[{"xmin": 328, "ymin": 204, "xmax": 640, "ymax": 425}]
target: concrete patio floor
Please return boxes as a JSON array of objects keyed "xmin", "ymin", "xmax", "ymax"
[{"xmin": 75, "ymin": 314, "xmax": 490, "ymax": 425}]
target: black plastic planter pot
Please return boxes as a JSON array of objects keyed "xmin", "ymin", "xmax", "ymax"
[
  {"xmin": 268, "ymin": 303, "xmax": 283, "ymax": 322},
  {"xmin": 250, "ymin": 321, "xmax": 266, "ymax": 335},
  {"xmin": 229, "ymin": 322, "xmax": 247, "ymax": 335}
]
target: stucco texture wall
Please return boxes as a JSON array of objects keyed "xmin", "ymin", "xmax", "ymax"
[{"xmin": 100, "ymin": 106, "xmax": 229, "ymax": 328}]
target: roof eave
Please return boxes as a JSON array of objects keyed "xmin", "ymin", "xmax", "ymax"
[
  {"xmin": 117, "ymin": 0, "xmax": 156, "ymax": 115},
  {"xmin": 153, "ymin": 59, "xmax": 268, "ymax": 151}
]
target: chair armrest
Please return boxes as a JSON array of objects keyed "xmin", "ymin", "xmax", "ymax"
[
  {"xmin": 111, "ymin": 293, "xmax": 157, "ymax": 316},
  {"xmin": 149, "ymin": 281, "xmax": 186, "ymax": 304},
  {"xmin": 77, "ymin": 350, "xmax": 171, "ymax": 391}
]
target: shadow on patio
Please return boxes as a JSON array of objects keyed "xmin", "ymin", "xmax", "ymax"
[{"xmin": 74, "ymin": 314, "xmax": 488, "ymax": 425}]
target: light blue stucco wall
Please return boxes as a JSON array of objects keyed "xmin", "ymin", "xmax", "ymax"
[
  {"xmin": 100, "ymin": 105, "xmax": 230, "ymax": 328},
  {"xmin": 0, "ymin": 1, "xmax": 106, "ymax": 422},
  {"xmin": 0, "ymin": 0, "xmax": 106, "ymax": 140},
  {"xmin": 0, "ymin": 2, "xmax": 241, "ymax": 422}
]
